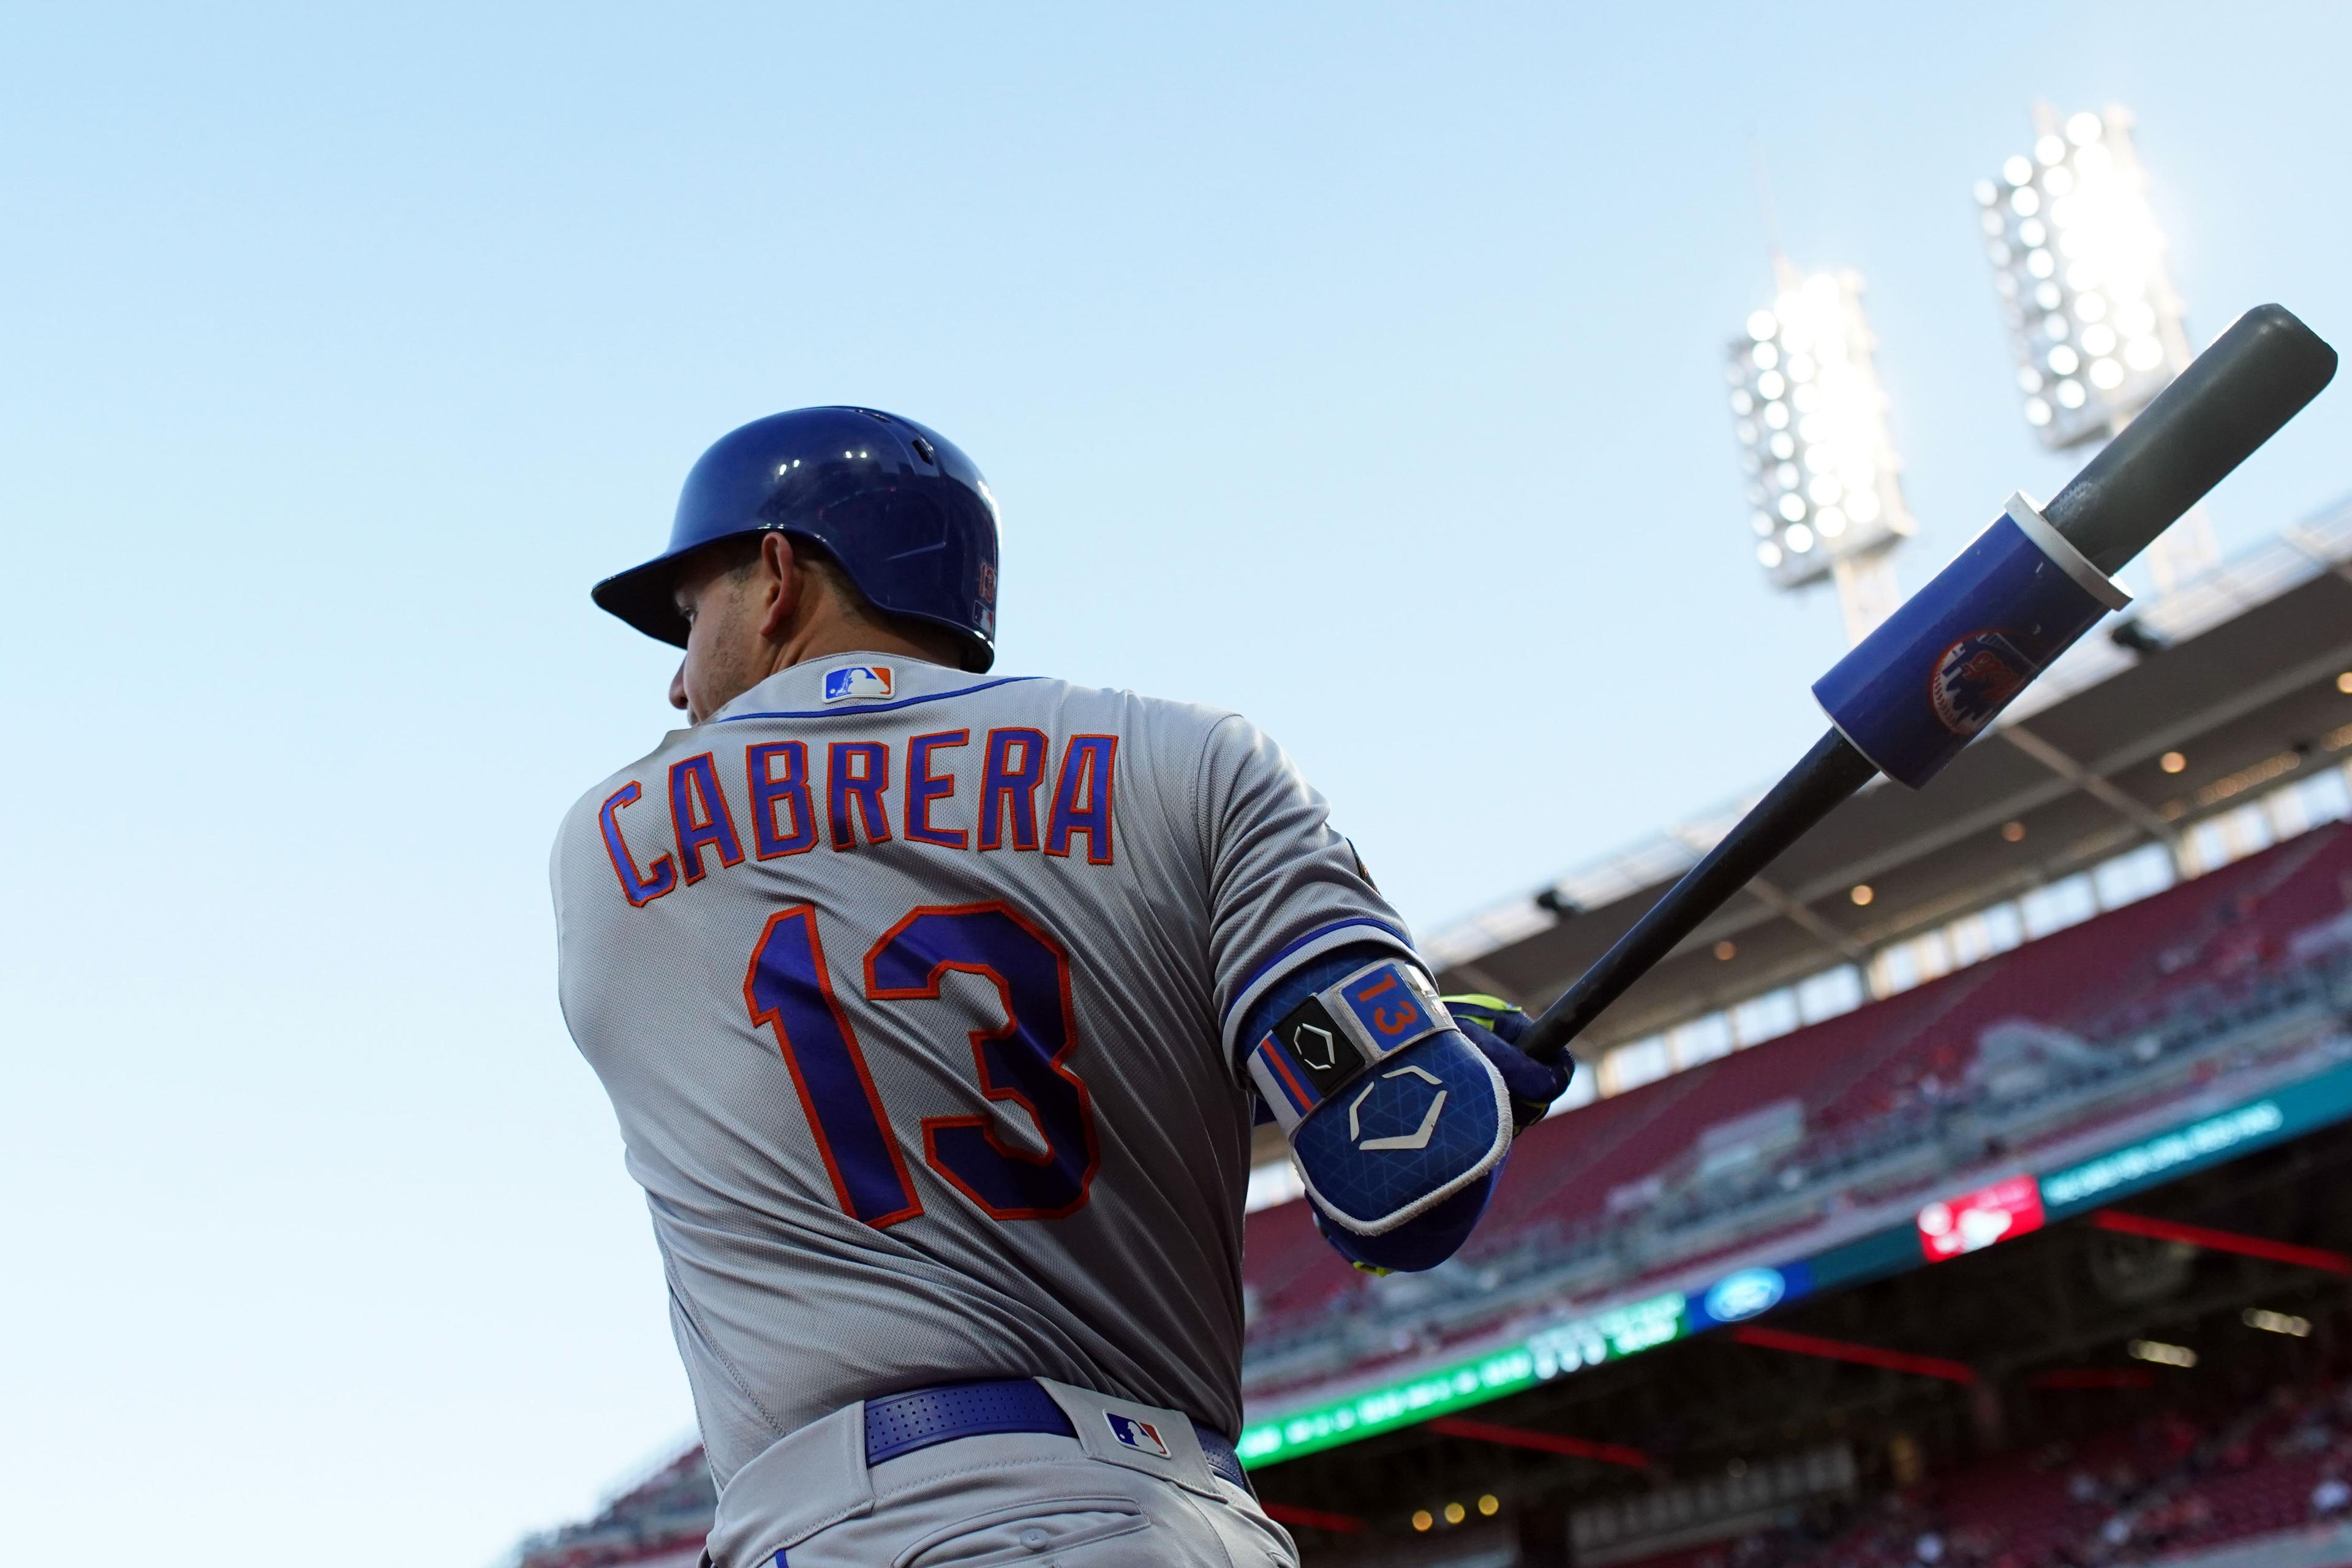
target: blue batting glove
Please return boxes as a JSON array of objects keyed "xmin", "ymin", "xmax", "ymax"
[{"xmin": 1444, "ymin": 994, "xmax": 1574, "ymax": 1133}]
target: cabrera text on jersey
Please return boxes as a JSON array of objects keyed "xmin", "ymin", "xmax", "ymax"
[{"xmin": 594, "ymin": 696, "xmax": 1120, "ymax": 902}]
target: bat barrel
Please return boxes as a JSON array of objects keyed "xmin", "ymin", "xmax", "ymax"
[
  {"xmin": 1517, "ymin": 729, "xmax": 1878, "ymax": 1064},
  {"xmin": 2045, "ymin": 304, "xmax": 2335, "ymax": 574}
]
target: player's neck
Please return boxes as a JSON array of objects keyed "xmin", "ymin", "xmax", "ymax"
[{"xmin": 775, "ymin": 601, "xmax": 962, "ymax": 676}]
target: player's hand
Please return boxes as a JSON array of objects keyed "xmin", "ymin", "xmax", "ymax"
[{"xmin": 1444, "ymin": 995, "xmax": 1573, "ymax": 1134}]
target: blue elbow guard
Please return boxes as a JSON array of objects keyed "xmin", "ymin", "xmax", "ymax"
[
  {"xmin": 1315, "ymin": 1164, "xmax": 1498, "ymax": 1272},
  {"xmin": 1241, "ymin": 953, "xmax": 1511, "ymax": 1239}
]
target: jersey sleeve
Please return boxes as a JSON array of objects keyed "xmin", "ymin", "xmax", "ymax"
[{"xmin": 1196, "ymin": 714, "xmax": 1420, "ymax": 1074}]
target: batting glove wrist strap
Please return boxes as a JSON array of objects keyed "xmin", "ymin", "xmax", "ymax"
[{"xmin": 1245, "ymin": 959, "xmax": 1455, "ymax": 1134}]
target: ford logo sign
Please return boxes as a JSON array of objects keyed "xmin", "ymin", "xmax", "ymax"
[{"xmin": 1704, "ymin": 1268, "xmax": 1786, "ymax": 1322}]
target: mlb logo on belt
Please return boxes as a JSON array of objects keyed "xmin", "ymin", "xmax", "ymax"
[
  {"xmin": 822, "ymin": 664, "xmax": 894, "ymax": 703},
  {"xmin": 1105, "ymin": 1411, "xmax": 1171, "ymax": 1459}
]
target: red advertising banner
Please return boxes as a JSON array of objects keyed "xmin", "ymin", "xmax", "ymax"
[{"xmin": 1917, "ymin": 1174, "xmax": 2045, "ymax": 1262}]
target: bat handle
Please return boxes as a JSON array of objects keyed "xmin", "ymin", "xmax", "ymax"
[{"xmin": 1517, "ymin": 729, "xmax": 1880, "ymax": 1065}]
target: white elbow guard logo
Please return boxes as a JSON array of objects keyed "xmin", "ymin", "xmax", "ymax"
[
  {"xmin": 1290, "ymin": 1020, "xmax": 1343, "ymax": 1074},
  {"xmin": 1291, "ymin": 1035, "xmax": 1510, "ymax": 1236},
  {"xmin": 1349, "ymin": 1064, "xmax": 1447, "ymax": 1152}
]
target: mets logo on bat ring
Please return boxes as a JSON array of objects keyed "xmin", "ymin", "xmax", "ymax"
[{"xmin": 1928, "ymin": 631, "xmax": 2034, "ymax": 737}]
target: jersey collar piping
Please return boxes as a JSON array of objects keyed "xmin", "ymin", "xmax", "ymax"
[{"xmin": 712, "ymin": 674, "xmax": 1043, "ymax": 725}]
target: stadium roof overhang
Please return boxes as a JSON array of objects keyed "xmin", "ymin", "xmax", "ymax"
[{"xmin": 1425, "ymin": 505, "xmax": 2352, "ymax": 1052}]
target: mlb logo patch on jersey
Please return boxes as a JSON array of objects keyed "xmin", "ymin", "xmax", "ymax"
[
  {"xmin": 1104, "ymin": 1411, "xmax": 1172, "ymax": 1459},
  {"xmin": 822, "ymin": 664, "xmax": 894, "ymax": 703}
]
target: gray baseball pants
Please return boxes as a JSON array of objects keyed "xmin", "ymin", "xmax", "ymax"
[{"xmin": 704, "ymin": 1379, "xmax": 1299, "ymax": 1567}]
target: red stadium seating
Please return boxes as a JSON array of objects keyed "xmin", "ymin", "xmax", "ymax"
[
  {"xmin": 1599, "ymin": 1368, "xmax": 2352, "ymax": 1568},
  {"xmin": 513, "ymin": 1444, "xmax": 714, "ymax": 1568}
]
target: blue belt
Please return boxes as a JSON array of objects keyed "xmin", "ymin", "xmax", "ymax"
[{"xmin": 863, "ymin": 1379, "xmax": 1250, "ymax": 1493}]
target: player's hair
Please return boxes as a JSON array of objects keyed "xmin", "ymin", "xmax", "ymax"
[
  {"xmin": 714, "ymin": 532, "xmax": 858, "ymax": 601},
  {"xmin": 710, "ymin": 532, "xmax": 965, "ymax": 663}
]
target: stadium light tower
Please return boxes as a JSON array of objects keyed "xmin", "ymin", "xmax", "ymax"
[
  {"xmin": 1977, "ymin": 104, "xmax": 2218, "ymax": 591},
  {"xmin": 1727, "ymin": 262, "xmax": 1917, "ymax": 646}
]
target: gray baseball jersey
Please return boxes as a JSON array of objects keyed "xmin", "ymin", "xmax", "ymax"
[{"xmin": 552, "ymin": 653, "xmax": 1416, "ymax": 1485}]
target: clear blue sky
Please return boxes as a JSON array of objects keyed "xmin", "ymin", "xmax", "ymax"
[{"xmin": 4, "ymin": 5, "xmax": 2346, "ymax": 1563}]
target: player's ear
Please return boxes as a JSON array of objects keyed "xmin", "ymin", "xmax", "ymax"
[{"xmin": 756, "ymin": 532, "xmax": 800, "ymax": 641}]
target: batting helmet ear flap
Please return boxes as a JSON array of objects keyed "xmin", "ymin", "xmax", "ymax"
[{"xmin": 592, "ymin": 407, "xmax": 1001, "ymax": 671}]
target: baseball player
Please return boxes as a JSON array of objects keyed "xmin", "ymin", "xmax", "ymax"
[{"xmin": 552, "ymin": 407, "xmax": 1572, "ymax": 1567}]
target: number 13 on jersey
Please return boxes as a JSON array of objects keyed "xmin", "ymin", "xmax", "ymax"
[{"xmin": 743, "ymin": 900, "xmax": 1099, "ymax": 1226}]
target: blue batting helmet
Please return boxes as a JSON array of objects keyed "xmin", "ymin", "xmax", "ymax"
[{"xmin": 592, "ymin": 406, "xmax": 1001, "ymax": 671}]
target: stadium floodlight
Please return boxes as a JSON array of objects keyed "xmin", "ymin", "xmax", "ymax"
[
  {"xmin": 1977, "ymin": 104, "xmax": 2216, "ymax": 590},
  {"xmin": 1727, "ymin": 263, "xmax": 1917, "ymax": 644},
  {"xmin": 1977, "ymin": 106, "xmax": 2188, "ymax": 449}
]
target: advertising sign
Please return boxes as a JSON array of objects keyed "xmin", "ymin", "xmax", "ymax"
[
  {"xmin": 1918, "ymin": 1174, "xmax": 2045, "ymax": 1261},
  {"xmin": 1687, "ymin": 1262, "xmax": 1817, "ymax": 1329},
  {"xmin": 1236, "ymin": 1291, "xmax": 1687, "ymax": 1466}
]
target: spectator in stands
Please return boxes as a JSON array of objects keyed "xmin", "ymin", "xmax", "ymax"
[
  {"xmin": 2283, "ymin": 1408, "xmax": 2335, "ymax": 1456},
  {"xmin": 2137, "ymin": 1488, "xmax": 2203, "ymax": 1553},
  {"xmin": 2313, "ymin": 1471, "xmax": 2351, "ymax": 1518},
  {"xmin": 2180, "ymin": 1491, "xmax": 2215, "ymax": 1544}
]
